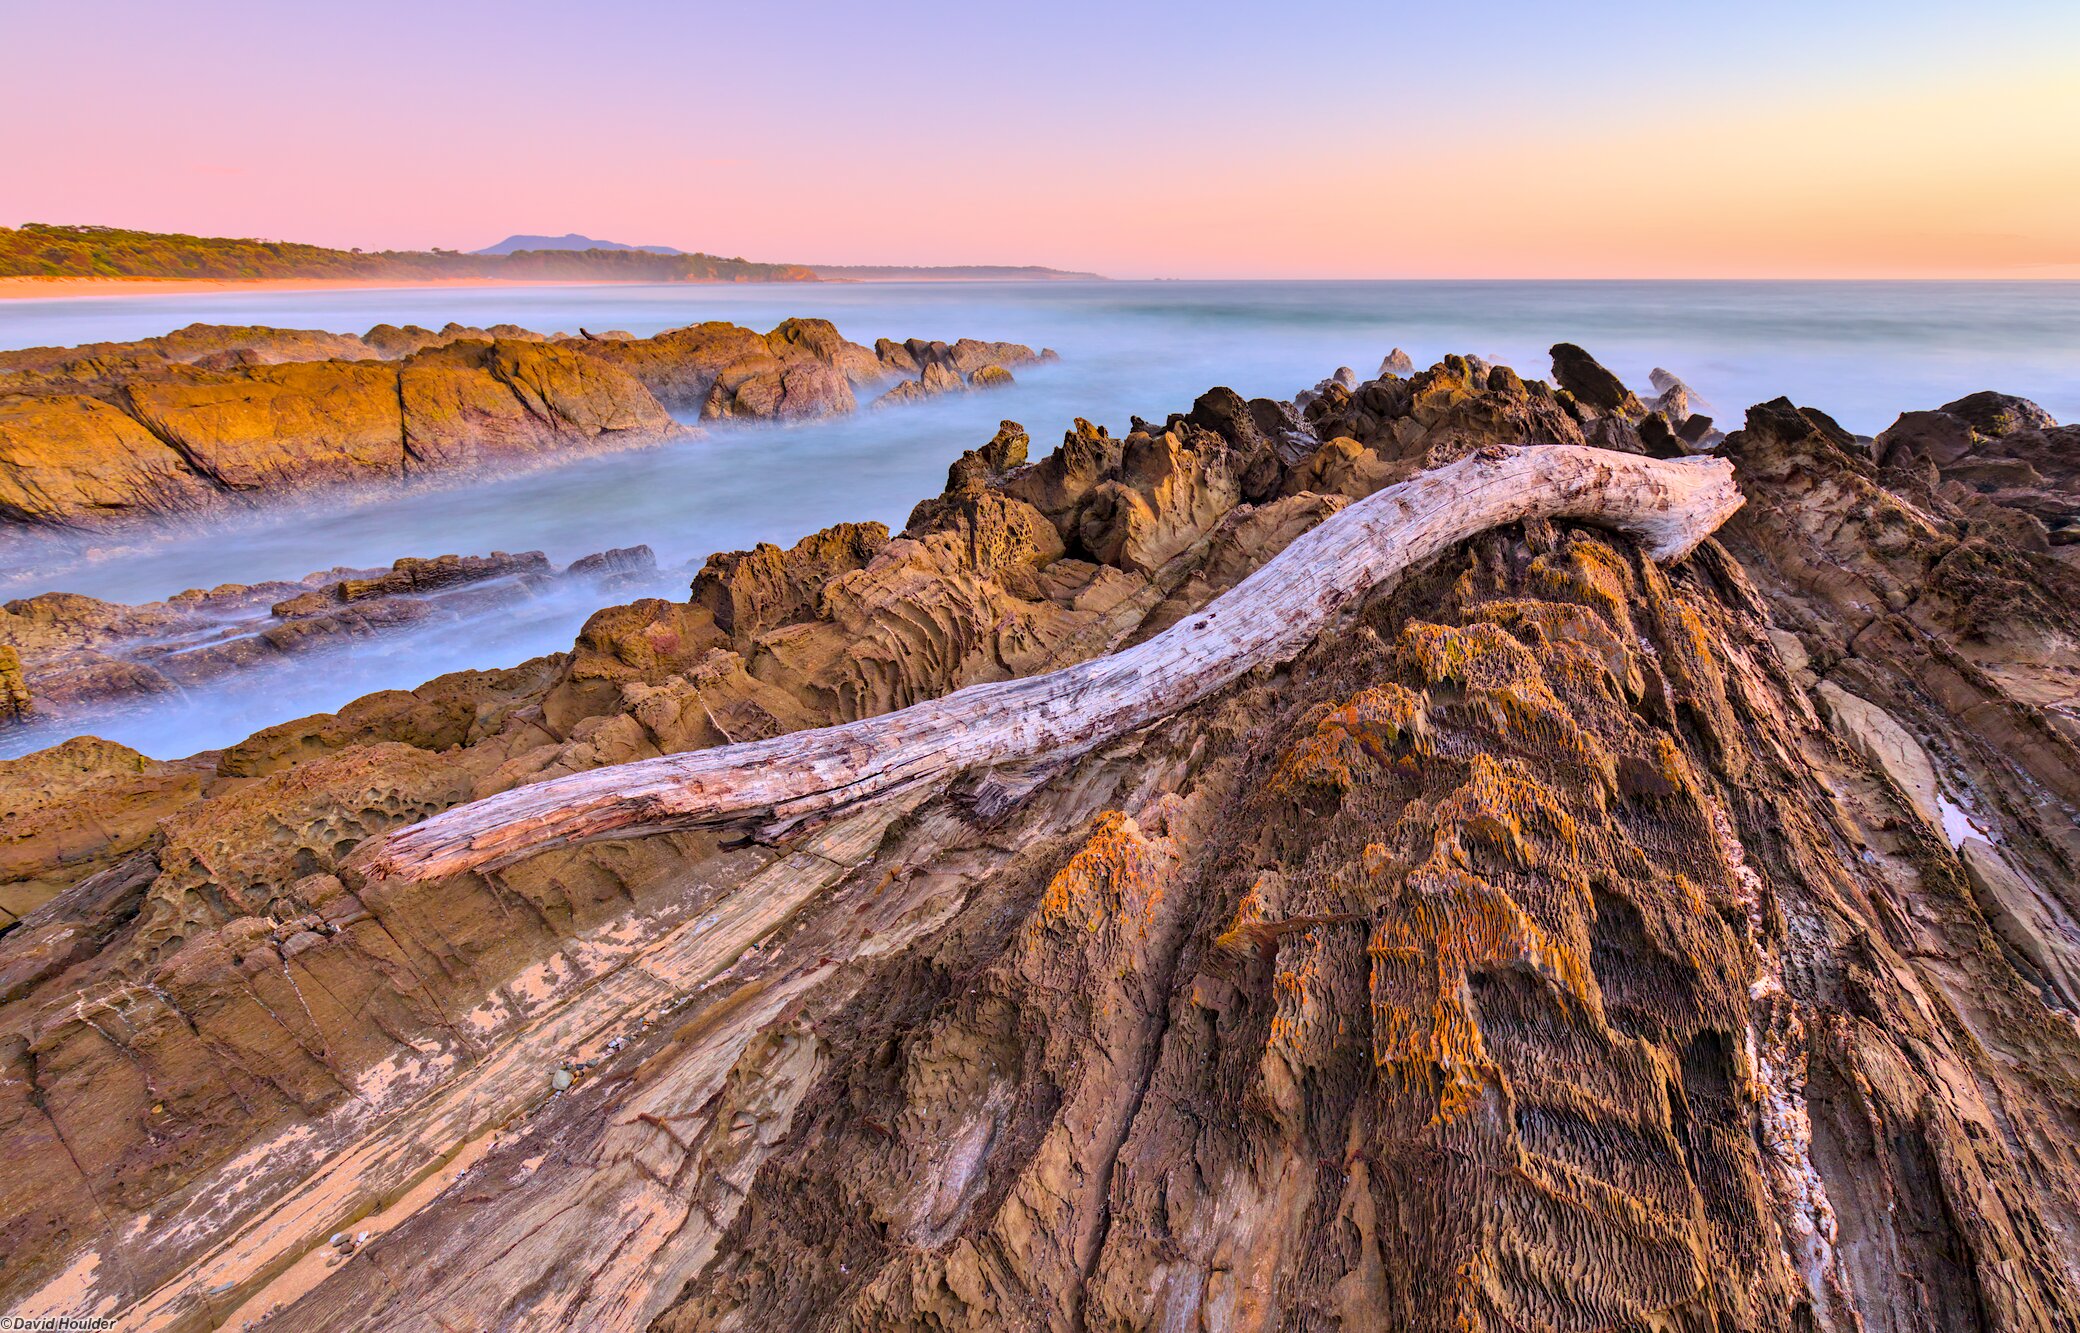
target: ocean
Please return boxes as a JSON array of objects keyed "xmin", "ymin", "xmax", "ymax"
[{"xmin": 4, "ymin": 278, "xmax": 2077, "ymax": 759}]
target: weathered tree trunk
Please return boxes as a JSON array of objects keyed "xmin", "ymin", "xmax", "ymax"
[{"xmin": 359, "ymin": 445, "xmax": 1742, "ymax": 882}]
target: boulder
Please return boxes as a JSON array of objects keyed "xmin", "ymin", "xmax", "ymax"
[
  {"xmin": 1937, "ymin": 391, "xmax": 2057, "ymax": 437},
  {"xmin": 1548, "ymin": 343, "xmax": 1642, "ymax": 415},
  {"xmin": 1874, "ymin": 409, "xmax": 1980, "ymax": 470}
]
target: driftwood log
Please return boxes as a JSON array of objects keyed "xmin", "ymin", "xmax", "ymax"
[{"xmin": 360, "ymin": 444, "xmax": 1743, "ymax": 883}]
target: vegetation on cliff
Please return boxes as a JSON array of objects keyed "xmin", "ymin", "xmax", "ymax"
[{"xmin": 0, "ymin": 223, "xmax": 818, "ymax": 283}]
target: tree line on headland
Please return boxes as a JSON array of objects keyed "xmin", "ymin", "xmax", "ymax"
[{"xmin": 0, "ymin": 223, "xmax": 820, "ymax": 282}]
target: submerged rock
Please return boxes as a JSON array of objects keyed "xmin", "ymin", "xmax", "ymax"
[{"xmin": 0, "ymin": 545, "xmax": 665, "ymax": 762}]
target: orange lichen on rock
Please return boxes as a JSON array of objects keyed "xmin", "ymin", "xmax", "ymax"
[
  {"xmin": 1026, "ymin": 810, "xmax": 1180, "ymax": 945},
  {"xmin": 1365, "ymin": 756, "xmax": 1599, "ymax": 1122},
  {"xmin": 1270, "ymin": 684, "xmax": 1430, "ymax": 796},
  {"xmin": 1399, "ymin": 619, "xmax": 1618, "ymax": 796},
  {"xmin": 1397, "ymin": 620, "xmax": 1543, "ymax": 693},
  {"xmin": 1527, "ymin": 538, "xmax": 1638, "ymax": 632}
]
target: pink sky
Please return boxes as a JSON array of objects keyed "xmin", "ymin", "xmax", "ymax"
[{"xmin": 7, "ymin": 0, "xmax": 2077, "ymax": 278}]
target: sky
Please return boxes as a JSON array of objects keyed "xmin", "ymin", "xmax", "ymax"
[{"xmin": 4, "ymin": 0, "xmax": 2077, "ymax": 279}]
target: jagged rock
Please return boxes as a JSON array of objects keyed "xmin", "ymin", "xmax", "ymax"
[
  {"xmin": 874, "ymin": 337, "xmax": 920, "ymax": 375},
  {"xmin": 692, "ymin": 523, "xmax": 891, "ymax": 645},
  {"xmin": 399, "ymin": 339, "xmax": 673, "ymax": 467},
  {"xmin": 1548, "ymin": 342, "xmax": 1643, "ymax": 415},
  {"xmin": 976, "ymin": 420, "xmax": 1030, "ymax": 473},
  {"xmin": 566, "ymin": 545, "xmax": 658, "ymax": 585},
  {"xmin": 5, "ymin": 353, "xmax": 2080, "ymax": 1333},
  {"xmin": 916, "ymin": 421, "xmax": 1031, "ymax": 506},
  {"xmin": 874, "ymin": 361, "xmax": 964, "ymax": 408},
  {"xmin": 1648, "ymin": 379, "xmax": 1693, "ymax": 423},
  {"xmin": 766, "ymin": 317, "xmax": 883, "ymax": 385},
  {"xmin": 1876, "ymin": 404, "xmax": 2080, "ymax": 555},
  {"xmin": 1874, "ymin": 408, "xmax": 1978, "ymax": 469},
  {"xmin": 1677, "ymin": 412, "xmax": 1717, "ymax": 447},
  {"xmin": 270, "ymin": 552, "xmax": 550, "ymax": 616},
  {"xmin": 1637, "ymin": 412, "xmax": 1687, "ymax": 459},
  {"xmin": 1647, "ymin": 368, "xmax": 1709, "ymax": 418},
  {"xmin": 1380, "ymin": 347, "xmax": 1415, "ymax": 375}
]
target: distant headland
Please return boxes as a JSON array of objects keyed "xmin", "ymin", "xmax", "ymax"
[{"xmin": 0, "ymin": 224, "xmax": 1105, "ymax": 296}]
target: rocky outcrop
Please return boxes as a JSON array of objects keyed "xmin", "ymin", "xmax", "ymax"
[
  {"xmin": 0, "ymin": 737, "xmax": 209, "ymax": 927},
  {"xmin": 0, "ymin": 323, "xmax": 387, "ymax": 380},
  {"xmin": 873, "ymin": 349, "xmax": 1041, "ymax": 407},
  {"xmin": 0, "ymin": 320, "xmax": 1056, "ymax": 529},
  {"xmin": 1549, "ymin": 340, "xmax": 1643, "ymax": 414},
  {"xmin": 0, "ymin": 340, "xmax": 676, "ymax": 528},
  {"xmin": 1934, "ymin": 389, "xmax": 2057, "ymax": 438},
  {"xmin": 564, "ymin": 320, "xmax": 857, "ymax": 419},
  {"xmin": 0, "ymin": 546, "xmax": 661, "ymax": 749},
  {"xmin": 1874, "ymin": 394, "xmax": 2075, "ymax": 557},
  {"xmin": 3, "ymin": 352, "xmax": 2077, "ymax": 1332}
]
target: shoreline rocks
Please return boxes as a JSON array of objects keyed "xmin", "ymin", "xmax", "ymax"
[
  {"xmin": 2, "ymin": 347, "xmax": 2077, "ymax": 1329},
  {"xmin": 0, "ymin": 319, "xmax": 1055, "ymax": 530},
  {"xmin": 0, "ymin": 545, "xmax": 665, "ymax": 739}
]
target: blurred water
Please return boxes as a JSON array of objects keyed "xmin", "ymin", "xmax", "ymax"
[{"xmin": 3, "ymin": 279, "xmax": 2077, "ymax": 759}]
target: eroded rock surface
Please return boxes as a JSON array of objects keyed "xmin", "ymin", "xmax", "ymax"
[
  {"xmin": 1, "ymin": 348, "xmax": 2076, "ymax": 1332},
  {"xmin": 0, "ymin": 546, "xmax": 663, "ymax": 754},
  {"xmin": 0, "ymin": 320, "xmax": 1053, "ymax": 529}
]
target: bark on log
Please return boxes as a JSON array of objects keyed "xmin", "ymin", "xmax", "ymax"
[{"xmin": 358, "ymin": 445, "xmax": 1743, "ymax": 883}]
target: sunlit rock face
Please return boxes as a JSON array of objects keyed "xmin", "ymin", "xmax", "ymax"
[
  {"xmin": 0, "ymin": 320, "xmax": 1052, "ymax": 528},
  {"xmin": 2, "ymin": 349, "xmax": 2077, "ymax": 1331}
]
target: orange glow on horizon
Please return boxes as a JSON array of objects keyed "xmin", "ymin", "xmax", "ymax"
[{"xmin": 6, "ymin": 3, "xmax": 2075, "ymax": 281}]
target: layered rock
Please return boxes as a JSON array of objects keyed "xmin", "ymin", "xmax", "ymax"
[
  {"xmin": 0, "ymin": 320, "xmax": 1054, "ymax": 529},
  {"xmin": 0, "ymin": 546, "xmax": 661, "ymax": 751},
  {"xmin": 0, "ymin": 738, "xmax": 210, "ymax": 927},
  {"xmin": 869, "ymin": 337, "xmax": 1056, "ymax": 406},
  {"xmin": 1874, "ymin": 392, "xmax": 2078, "ymax": 558},
  {"xmin": 1, "ymin": 350, "xmax": 2076, "ymax": 1331}
]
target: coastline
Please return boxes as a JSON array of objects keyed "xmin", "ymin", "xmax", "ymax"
[
  {"xmin": 0, "ymin": 273, "xmax": 1115, "ymax": 301},
  {"xmin": 0, "ymin": 275, "xmax": 831, "ymax": 302}
]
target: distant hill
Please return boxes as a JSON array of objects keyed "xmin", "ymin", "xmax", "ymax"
[
  {"xmin": 810, "ymin": 263, "xmax": 1104, "ymax": 281},
  {"xmin": 472, "ymin": 232, "xmax": 686, "ymax": 256},
  {"xmin": 1, "ymin": 224, "xmax": 814, "ymax": 283},
  {"xmin": 1, "ymin": 224, "xmax": 1101, "ymax": 286}
]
